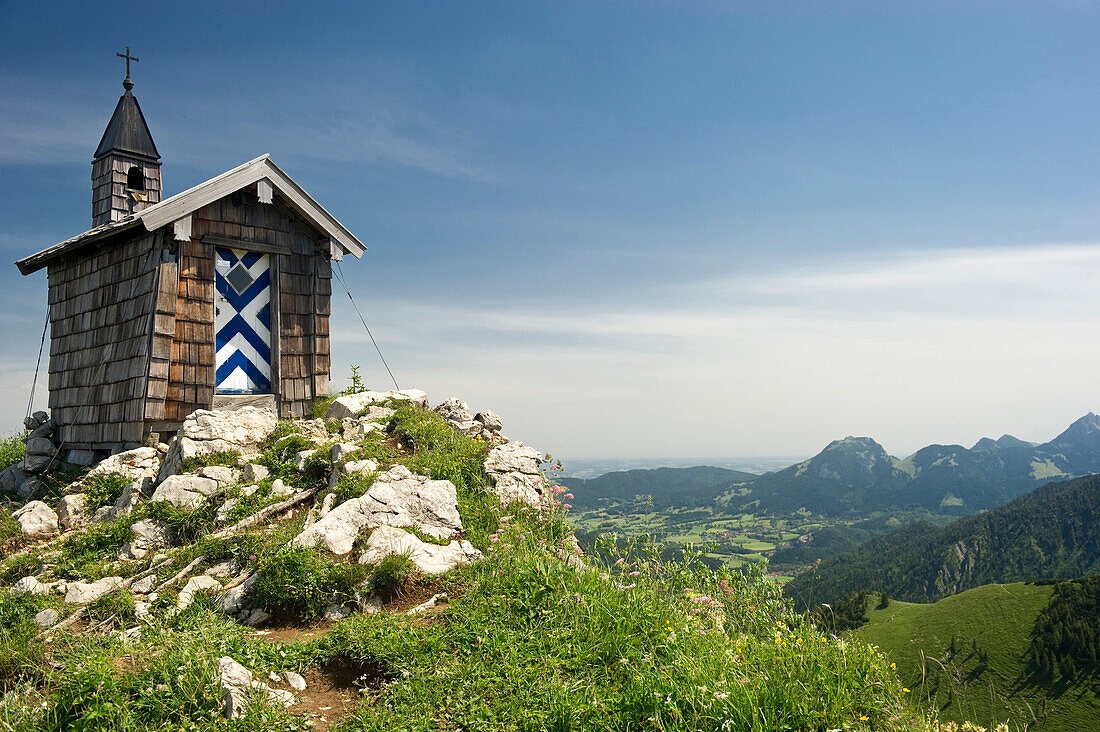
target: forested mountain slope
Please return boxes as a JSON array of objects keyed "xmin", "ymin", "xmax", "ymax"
[{"xmin": 785, "ymin": 473, "xmax": 1100, "ymax": 607}]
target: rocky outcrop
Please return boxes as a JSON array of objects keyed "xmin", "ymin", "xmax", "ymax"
[
  {"xmin": 359, "ymin": 525, "xmax": 481, "ymax": 574},
  {"xmin": 484, "ymin": 442, "xmax": 545, "ymax": 505},
  {"xmin": 56, "ymin": 494, "xmax": 88, "ymax": 530},
  {"xmin": 178, "ymin": 576, "xmax": 222, "ymax": 610},
  {"xmin": 0, "ymin": 411, "xmax": 62, "ymax": 497},
  {"xmin": 84, "ymin": 447, "xmax": 162, "ymax": 484},
  {"xmin": 119, "ymin": 519, "xmax": 171, "ymax": 560},
  {"xmin": 291, "ymin": 464, "xmax": 462, "ymax": 555},
  {"xmin": 12, "ymin": 500, "xmax": 59, "ymax": 539},
  {"xmin": 434, "ymin": 399, "xmax": 506, "ymax": 442},
  {"xmin": 159, "ymin": 407, "xmax": 277, "ymax": 480},
  {"xmin": 217, "ymin": 656, "xmax": 295, "ymax": 719},
  {"xmin": 323, "ymin": 389, "xmax": 429, "ymax": 421},
  {"xmin": 65, "ymin": 576, "xmax": 124, "ymax": 604},
  {"xmin": 150, "ymin": 474, "xmax": 219, "ymax": 509}
]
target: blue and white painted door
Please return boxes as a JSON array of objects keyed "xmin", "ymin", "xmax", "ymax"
[{"xmin": 214, "ymin": 247, "xmax": 273, "ymax": 393}]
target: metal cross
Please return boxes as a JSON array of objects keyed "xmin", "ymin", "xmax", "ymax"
[{"xmin": 116, "ymin": 47, "xmax": 139, "ymax": 79}]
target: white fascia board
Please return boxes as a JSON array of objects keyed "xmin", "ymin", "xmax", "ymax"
[{"xmin": 138, "ymin": 154, "xmax": 366, "ymax": 258}]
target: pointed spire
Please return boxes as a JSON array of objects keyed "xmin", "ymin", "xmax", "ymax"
[{"xmin": 93, "ymin": 49, "xmax": 160, "ymax": 163}]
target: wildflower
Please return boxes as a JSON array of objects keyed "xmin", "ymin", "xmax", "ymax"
[
  {"xmin": 890, "ymin": 662, "xmax": 895, "ymax": 669},
  {"xmin": 622, "ymin": 583, "xmax": 636, "ymax": 590},
  {"xmin": 155, "ymin": 684, "xmax": 165, "ymax": 691},
  {"xmin": 500, "ymin": 515, "xmax": 513, "ymax": 523},
  {"xmin": 860, "ymin": 715, "xmax": 869, "ymax": 721},
  {"xmin": 615, "ymin": 558, "xmax": 625, "ymax": 566},
  {"xmin": 489, "ymin": 534, "xmax": 499, "ymax": 542},
  {"xmin": 249, "ymin": 554, "xmax": 257, "ymax": 560},
  {"xmin": 628, "ymin": 571, "xmax": 641, "ymax": 576},
  {"xmin": 903, "ymin": 687, "xmax": 910, "ymax": 693},
  {"xmin": 713, "ymin": 691, "xmax": 729, "ymax": 699},
  {"xmin": 564, "ymin": 493, "xmax": 574, "ymax": 499}
]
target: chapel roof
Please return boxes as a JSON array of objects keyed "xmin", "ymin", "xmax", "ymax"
[
  {"xmin": 93, "ymin": 81, "xmax": 160, "ymax": 163},
  {"xmin": 15, "ymin": 155, "xmax": 366, "ymax": 275}
]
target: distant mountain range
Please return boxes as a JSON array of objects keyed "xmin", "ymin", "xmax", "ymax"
[
  {"xmin": 561, "ymin": 466, "xmax": 757, "ymax": 509},
  {"xmin": 564, "ymin": 413, "xmax": 1100, "ymax": 519},
  {"xmin": 721, "ymin": 413, "xmax": 1100, "ymax": 516},
  {"xmin": 784, "ymin": 472, "xmax": 1100, "ymax": 608}
]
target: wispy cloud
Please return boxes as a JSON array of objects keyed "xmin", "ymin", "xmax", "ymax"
[{"xmin": 327, "ymin": 243, "xmax": 1100, "ymax": 458}]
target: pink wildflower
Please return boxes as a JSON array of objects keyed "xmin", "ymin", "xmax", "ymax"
[
  {"xmin": 564, "ymin": 493, "xmax": 574, "ymax": 499},
  {"xmin": 622, "ymin": 583, "xmax": 636, "ymax": 590},
  {"xmin": 628, "ymin": 571, "xmax": 641, "ymax": 577}
]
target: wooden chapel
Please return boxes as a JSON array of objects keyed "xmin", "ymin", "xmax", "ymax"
[{"xmin": 15, "ymin": 59, "xmax": 365, "ymax": 456}]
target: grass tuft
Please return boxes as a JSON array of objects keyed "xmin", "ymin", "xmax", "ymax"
[{"xmin": 82, "ymin": 472, "xmax": 131, "ymax": 511}]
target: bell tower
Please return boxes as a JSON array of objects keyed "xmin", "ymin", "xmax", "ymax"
[{"xmin": 91, "ymin": 48, "xmax": 161, "ymax": 226}]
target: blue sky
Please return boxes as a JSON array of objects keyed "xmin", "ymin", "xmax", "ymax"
[{"xmin": 2, "ymin": 1, "xmax": 1100, "ymax": 460}]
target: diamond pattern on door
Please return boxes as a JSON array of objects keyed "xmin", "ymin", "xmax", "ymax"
[{"xmin": 215, "ymin": 247, "xmax": 272, "ymax": 393}]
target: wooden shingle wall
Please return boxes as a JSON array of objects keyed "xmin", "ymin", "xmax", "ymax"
[
  {"xmin": 46, "ymin": 231, "xmax": 159, "ymax": 449},
  {"xmin": 278, "ymin": 237, "xmax": 331, "ymax": 417},
  {"xmin": 161, "ymin": 237, "xmax": 215, "ymax": 422}
]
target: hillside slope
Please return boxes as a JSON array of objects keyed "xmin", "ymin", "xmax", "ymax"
[
  {"xmin": 785, "ymin": 474, "xmax": 1100, "ymax": 607},
  {"xmin": 853, "ymin": 583, "xmax": 1100, "ymax": 732},
  {"xmin": 0, "ymin": 393, "xmax": 927, "ymax": 731}
]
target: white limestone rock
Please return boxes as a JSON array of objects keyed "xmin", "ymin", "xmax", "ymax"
[
  {"xmin": 241, "ymin": 463, "xmax": 270, "ymax": 483},
  {"xmin": 270, "ymin": 479, "xmax": 294, "ymax": 498},
  {"xmin": 406, "ymin": 592, "xmax": 448, "ymax": 615},
  {"xmin": 56, "ymin": 493, "xmax": 89, "ymax": 530},
  {"xmin": 34, "ymin": 608, "xmax": 59, "ymax": 628},
  {"xmin": 12, "ymin": 501, "xmax": 58, "ymax": 539},
  {"xmin": 475, "ymin": 410, "xmax": 503, "ymax": 432},
  {"xmin": 217, "ymin": 656, "xmax": 295, "ymax": 718},
  {"xmin": 150, "ymin": 474, "xmax": 219, "ymax": 509},
  {"xmin": 328, "ymin": 457, "xmax": 378, "ymax": 490},
  {"xmin": 290, "ymin": 465, "xmax": 462, "ymax": 555},
  {"xmin": 119, "ymin": 519, "xmax": 171, "ymax": 561},
  {"xmin": 292, "ymin": 450, "xmax": 317, "ymax": 472},
  {"xmin": 110, "ymin": 478, "xmax": 148, "ymax": 517},
  {"xmin": 205, "ymin": 560, "xmax": 239, "ymax": 578},
  {"xmin": 484, "ymin": 441, "xmax": 546, "ymax": 505},
  {"xmin": 359, "ymin": 526, "xmax": 481, "ymax": 575},
  {"xmin": 178, "ymin": 576, "xmax": 222, "ymax": 610},
  {"xmin": 284, "ymin": 671, "xmax": 307, "ymax": 691},
  {"xmin": 489, "ymin": 472, "xmax": 543, "ymax": 506},
  {"xmin": 84, "ymin": 447, "xmax": 161, "ymax": 484},
  {"xmin": 130, "ymin": 575, "xmax": 156, "ymax": 595},
  {"xmin": 13, "ymin": 576, "xmax": 49, "ymax": 595},
  {"xmin": 323, "ymin": 389, "xmax": 429, "ymax": 421},
  {"xmin": 214, "ymin": 498, "xmax": 238, "ymax": 525},
  {"xmin": 199, "ymin": 466, "xmax": 242, "ymax": 485},
  {"xmin": 65, "ymin": 576, "xmax": 124, "ymax": 604},
  {"xmin": 295, "ymin": 419, "xmax": 331, "ymax": 442},
  {"xmin": 159, "ymin": 407, "xmax": 277, "ymax": 480}
]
